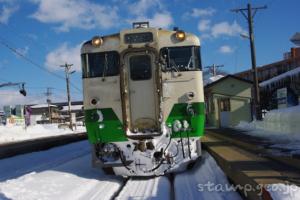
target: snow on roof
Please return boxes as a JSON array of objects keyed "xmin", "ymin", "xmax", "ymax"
[
  {"xmin": 204, "ymin": 75, "xmax": 224, "ymax": 86},
  {"xmin": 290, "ymin": 32, "xmax": 300, "ymax": 45},
  {"xmin": 260, "ymin": 67, "xmax": 300, "ymax": 87},
  {"xmin": 60, "ymin": 105, "xmax": 83, "ymax": 111},
  {"xmin": 30, "ymin": 104, "xmax": 57, "ymax": 108}
]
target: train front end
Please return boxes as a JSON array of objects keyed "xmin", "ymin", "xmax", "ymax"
[{"xmin": 81, "ymin": 23, "xmax": 205, "ymax": 176}]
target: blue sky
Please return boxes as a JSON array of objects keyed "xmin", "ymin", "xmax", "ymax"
[{"xmin": 0, "ymin": 0, "xmax": 299, "ymax": 106}]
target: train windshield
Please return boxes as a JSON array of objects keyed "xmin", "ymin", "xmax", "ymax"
[
  {"xmin": 82, "ymin": 51, "xmax": 119, "ymax": 78},
  {"xmin": 160, "ymin": 46, "xmax": 202, "ymax": 71}
]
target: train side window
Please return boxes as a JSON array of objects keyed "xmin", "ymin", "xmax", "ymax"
[
  {"xmin": 82, "ymin": 51, "xmax": 119, "ymax": 78},
  {"xmin": 130, "ymin": 55, "xmax": 152, "ymax": 81}
]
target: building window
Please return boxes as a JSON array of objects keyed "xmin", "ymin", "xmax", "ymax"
[{"xmin": 219, "ymin": 98, "xmax": 231, "ymax": 112}]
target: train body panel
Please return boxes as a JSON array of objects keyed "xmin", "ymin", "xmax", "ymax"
[{"xmin": 81, "ymin": 23, "xmax": 205, "ymax": 176}]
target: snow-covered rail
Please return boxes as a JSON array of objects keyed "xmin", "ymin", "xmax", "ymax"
[{"xmin": 0, "ymin": 132, "xmax": 87, "ymax": 159}]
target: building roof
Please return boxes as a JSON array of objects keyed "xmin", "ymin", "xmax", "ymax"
[
  {"xmin": 30, "ymin": 104, "xmax": 57, "ymax": 108},
  {"xmin": 205, "ymin": 75, "xmax": 252, "ymax": 89},
  {"xmin": 235, "ymin": 55, "xmax": 300, "ymax": 76},
  {"xmin": 290, "ymin": 32, "xmax": 300, "ymax": 46},
  {"xmin": 60, "ymin": 105, "xmax": 83, "ymax": 112},
  {"xmin": 260, "ymin": 66, "xmax": 300, "ymax": 87},
  {"xmin": 204, "ymin": 75, "xmax": 224, "ymax": 86}
]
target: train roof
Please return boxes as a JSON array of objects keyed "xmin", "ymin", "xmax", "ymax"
[{"xmin": 81, "ymin": 27, "xmax": 200, "ymax": 54}]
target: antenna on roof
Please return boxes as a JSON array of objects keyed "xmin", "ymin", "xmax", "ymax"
[{"xmin": 133, "ymin": 22, "xmax": 149, "ymax": 29}]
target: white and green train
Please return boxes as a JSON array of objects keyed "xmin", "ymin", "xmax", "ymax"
[{"xmin": 81, "ymin": 22, "xmax": 205, "ymax": 176}]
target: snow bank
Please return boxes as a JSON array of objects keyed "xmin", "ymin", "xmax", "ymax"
[
  {"xmin": 266, "ymin": 183, "xmax": 300, "ymax": 200},
  {"xmin": 236, "ymin": 105, "xmax": 300, "ymax": 135},
  {"xmin": 0, "ymin": 124, "xmax": 86, "ymax": 144},
  {"xmin": 236, "ymin": 105, "xmax": 300, "ymax": 154},
  {"xmin": 0, "ymin": 141, "xmax": 90, "ymax": 182},
  {"xmin": 174, "ymin": 152, "xmax": 241, "ymax": 200},
  {"xmin": 0, "ymin": 141, "xmax": 122, "ymax": 200}
]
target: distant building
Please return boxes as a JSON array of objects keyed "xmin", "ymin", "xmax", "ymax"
[
  {"xmin": 1, "ymin": 101, "xmax": 85, "ymax": 125},
  {"xmin": 58, "ymin": 104, "xmax": 84, "ymax": 122},
  {"xmin": 30, "ymin": 104, "xmax": 61, "ymax": 125},
  {"xmin": 0, "ymin": 110, "xmax": 5, "ymax": 125},
  {"xmin": 29, "ymin": 101, "xmax": 84, "ymax": 125},
  {"xmin": 235, "ymin": 47, "xmax": 300, "ymax": 110},
  {"xmin": 205, "ymin": 75, "xmax": 253, "ymax": 128}
]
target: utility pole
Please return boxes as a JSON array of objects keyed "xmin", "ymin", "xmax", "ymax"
[
  {"xmin": 60, "ymin": 63, "xmax": 75, "ymax": 130},
  {"xmin": 231, "ymin": 3, "xmax": 267, "ymax": 120},
  {"xmin": 205, "ymin": 64, "xmax": 224, "ymax": 77},
  {"xmin": 45, "ymin": 87, "xmax": 52, "ymax": 123}
]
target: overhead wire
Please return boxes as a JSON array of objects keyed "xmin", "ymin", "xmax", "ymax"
[{"xmin": 0, "ymin": 35, "xmax": 82, "ymax": 93}]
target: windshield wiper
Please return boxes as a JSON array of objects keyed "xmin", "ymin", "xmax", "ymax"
[{"xmin": 169, "ymin": 59, "xmax": 179, "ymax": 72}]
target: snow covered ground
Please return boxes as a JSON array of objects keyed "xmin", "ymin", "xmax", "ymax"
[
  {"xmin": 0, "ymin": 141, "xmax": 123, "ymax": 200},
  {"xmin": 0, "ymin": 140, "xmax": 241, "ymax": 200},
  {"xmin": 0, "ymin": 124, "xmax": 86, "ymax": 144},
  {"xmin": 0, "ymin": 140, "xmax": 298, "ymax": 200},
  {"xmin": 236, "ymin": 105, "xmax": 300, "ymax": 155},
  {"xmin": 175, "ymin": 152, "xmax": 242, "ymax": 200},
  {"xmin": 116, "ymin": 177, "xmax": 171, "ymax": 200},
  {"xmin": 266, "ymin": 183, "xmax": 300, "ymax": 200}
]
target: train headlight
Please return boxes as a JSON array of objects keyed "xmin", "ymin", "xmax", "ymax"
[
  {"xmin": 173, "ymin": 120, "xmax": 182, "ymax": 132},
  {"xmin": 175, "ymin": 30, "xmax": 186, "ymax": 41},
  {"xmin": 99, "ymin": 143, "xmax": 119, "ymax": 162},
  {"xmin": 92, "ymin": 36, "xmax": 103, "ymax": 47},
  {"xmin": 182, "ymin": 120, "xmax": 189, "ymax": 130}
]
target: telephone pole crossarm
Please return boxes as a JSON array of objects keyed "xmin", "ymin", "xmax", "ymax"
[{"xmin": 205, "ymin": 64, "xmax": 224, "ymax": 77}]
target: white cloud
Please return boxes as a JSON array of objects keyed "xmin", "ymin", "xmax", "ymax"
[
  {"xmin": 30, "ymin": 0, "xmax": 119, "ymax": 32},
  {"xmin": 0, "ymin": 89, "xmax": 69, "ymax": 108},
  {"xmin": 183, "ymin": 7, "xmax": 216, "ymax": 20},
  {"xmin": 0, "ymin": 4, "xmax": 19, "ymax": 24},
  {"xmin": 127, "ymin": 12, "xmax": 173, "ymax": 29},
  {"xmin": 198, "ymin": 19, "xmax": 211, "ymax": 32},
  {"xmin": 149, "ymin": 13, "xmax": 173, "ymax": 28},
  {"xmin": 191, "ymin": 7, "xmax": 216, "ymax": 17},
  {"xmin": 45, "ymin": 43, "xmax": 81, "ymax": 71},
  {"xmin": 0, "ymin": 90, "xmax": 44, "ymax": 108},
  {"xmin": 126, "ymin": 0, "xmax": 173, "ymax": 29},
  {"xmin": 128, "ymin": 0, "xmax": 163, "ymax": 17},
  {"xmin": 219, "ymin": 45, "xmax": 234, "ymax": 54},
  {"xmin": 211, "ymin": 21, "xmax": 247, "ymax": 38}
]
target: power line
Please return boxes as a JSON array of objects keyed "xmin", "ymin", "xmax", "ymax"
[
  {"xmin": 0, "ymin": 22, "xmax": 50, "ymax": 52},
  {"xmin": 0, "ymin": 37, "xmax": 82, "ymax": 92}
]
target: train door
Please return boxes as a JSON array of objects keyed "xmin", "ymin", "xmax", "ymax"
[{"xmin": 125, "ymin": 52, "xmax": 158, "ymax": 131}]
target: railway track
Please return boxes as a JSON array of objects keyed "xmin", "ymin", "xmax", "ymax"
[
  {"xmin": 0, "ymin": 139, "xmax": 241, "ymax": 200},
  {"xmin": 203, "ymin": 128, "xmax": 300, "ymax": 200},
  {"xmin": 1, "ymin": 128, "xmax": 299, "ymax": 200}
]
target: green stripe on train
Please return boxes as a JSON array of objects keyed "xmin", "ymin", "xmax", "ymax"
[
  {"xmin": 85, "ymin": 108, "xmax": 127, "ymax": 143},
  {"xmin": 166, "ymin": 102, "xmax": 205, "ymax": 138},
  {"xmin": 85, "ymin": 102, "xmax": 205, "ymax": 143}
]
